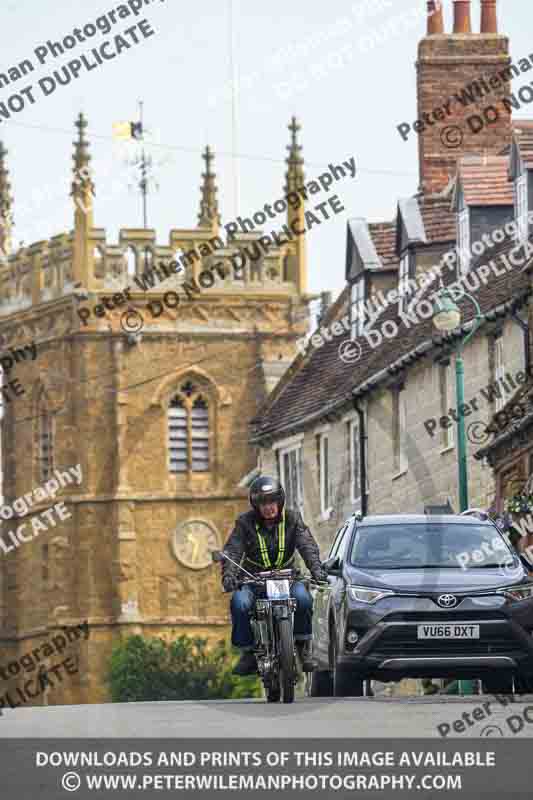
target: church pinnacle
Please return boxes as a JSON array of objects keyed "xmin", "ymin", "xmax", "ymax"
[
  {"xmin": 285, "ymin": 116, "xmax": 305, "ymax": 194},
  {"xmin": 71, "ymin": 112, "xmax": 95, "ymax": 207},
  {"xmin": 197, "ymin": 145, "xmax": 220, "ymax": 229},
  {"xmin": 71, "ymin": 112, "xmax": 95, "ymax": 287},
  {"xmin": 0, "ymin": 141, "xmax": 13, "ymax": 258}
]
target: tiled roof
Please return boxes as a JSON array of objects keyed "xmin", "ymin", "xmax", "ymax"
[
  {"xmin": 367, "ymin": 222, "xmax": 396, "ymax": 267},
  {"xmin": 417, "ymin": 196, "xmax": 456, "ymax": 243},
  {"xmin": 251, "ymin": 234, "xmax": 532, "ymax": 442},
  {"xmin": 366, "ymin": 195, "xmax": 456, "ymax": 276},
  {"xmin": 257, "ymin": 286, "xmax": 349, "ymax": 420},
  {"xmin": 500, "ymin": 121, "xmax": 533, "ymax": 164},
  {"xmin": 457, "ymin": 155, "xmax": 514, "ymax": 206}
]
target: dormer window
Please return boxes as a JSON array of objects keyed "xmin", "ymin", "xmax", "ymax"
[
  {"xmin": 350, "ymin": 276, "xmax": 366, "ymax": 339},
  {"xmin": 458, "ymin": 209, "xmax": 470, "ymax": 274},
  {"xmin": 516, "ymin": 174, "xmax": 528, "ymax": 243},
  {"xmin": 398, "ymin": 251, "xmax": 410, "ymax": 314}
]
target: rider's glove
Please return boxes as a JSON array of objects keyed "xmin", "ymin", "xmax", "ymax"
[
  {"xmin": 311, "ymin": 567, "xmax": 329, "ymax": 583},
  {"xmin": 222, "ymin": 575, "xmax": 240, "ymax": 593}
]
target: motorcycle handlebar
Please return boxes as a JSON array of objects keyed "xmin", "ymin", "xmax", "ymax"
[{"xmin": 222, "ymin": 571, "xmax": 327, "ymax": 592}]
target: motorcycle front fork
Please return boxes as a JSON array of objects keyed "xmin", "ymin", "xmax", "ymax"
[{"xmin": 251, "ymin": 618, "xmax": 271, "ymax": 666}]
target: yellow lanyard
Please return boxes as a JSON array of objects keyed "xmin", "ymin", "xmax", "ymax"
[{"xmin": 255, "ymin": 511, "xmax": 286, "ymax": 569}]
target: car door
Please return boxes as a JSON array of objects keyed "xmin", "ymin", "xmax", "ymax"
[
  {"xmin": 312, "ymin": 521, "xmax": 351, "ymax": 668},
  {"xmin": 328, "ymin": 520, "xmax": 354, "ymax": 648}
]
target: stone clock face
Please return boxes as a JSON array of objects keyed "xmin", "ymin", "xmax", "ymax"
[{"xmin": 173, "ymin": 520, "xmax": 220, "ymax": 570}]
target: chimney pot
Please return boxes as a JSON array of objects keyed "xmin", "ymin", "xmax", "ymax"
[
  {"xmin": 453, "ymin": 0, "xmax": 472, "ymax": 34},
  {"xmin": 427, "ymin": 1, "xmax": 444, "ymax": 35},
  {"xmin": 481, "ymin": 0, "xmax": 498, "ymax": 33}
]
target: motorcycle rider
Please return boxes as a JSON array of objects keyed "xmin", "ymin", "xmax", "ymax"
[{"xmin": 222, "ymin": 475, "xmax": 328, "ymax": 676}]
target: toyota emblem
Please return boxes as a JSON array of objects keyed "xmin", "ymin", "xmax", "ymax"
[{"xmin": 437, "ymin": 594, "xmax": 458, "ymax": 608}]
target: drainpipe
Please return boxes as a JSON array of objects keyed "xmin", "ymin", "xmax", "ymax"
[
  {"xmin": 353, "ymin": 398, "xmax": 368, "ymax": 517},
  {"xmin": 511, "ymin": 311, "xmax": 530, "ymax": 377}
]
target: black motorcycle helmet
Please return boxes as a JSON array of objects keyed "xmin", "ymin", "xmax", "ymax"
[{"xmin": 249, "ymin": 475, "xmax": 285, "ymax": 522}]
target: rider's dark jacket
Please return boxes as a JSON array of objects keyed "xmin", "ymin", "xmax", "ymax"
[{"xmin": 222, "ymin": 508, "xmax": 322, "ymax": 581}]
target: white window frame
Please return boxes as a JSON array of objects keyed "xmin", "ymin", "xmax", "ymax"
[
  {"xmin": 398, "ymin": 251, "xmax": 410, "ymax": 314},
  {"xmin": 516, "ymin": 174, "xmax": 528, "ymax": 244},
  {"xmin": 458, "ymin": 208, "xmax": 470, "ymax": 274},
  {"xmin": 393, "ymin": 387, "xmax": 408, "ymax": 476},
  {"xmin": 350, "ymin": 277, "xmax": 365, "ymax": 339},
  {"xmin": 348, "ymin": 418, "xmax": 361, "ymax": 506},
  {"xmin": 494, "ymin": 338, "xmax": 505, "ymax": 413},
  {"xmin": 439, "ymin": 362, "xmax": 454, "ymax": 452},
  {"xmin": 317, "ymin": 432, "xmax": 331, "ymax": 518},
  {"xmin": 279, "ymin": 444, "xmax": 303, "ymax": 513}
]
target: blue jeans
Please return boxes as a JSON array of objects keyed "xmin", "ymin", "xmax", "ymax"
[{"xmin": 230, "ymin": 581, "xmax": 313, "ymax": 648}]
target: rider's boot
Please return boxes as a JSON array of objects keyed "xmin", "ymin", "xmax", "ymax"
[
  {"xmin": 297, "ymin": 640, "xmax": 315, "ymax": 672},
  {"xmin": 233, "ymin": 648, "xmax": 258, "ymax": 676}
]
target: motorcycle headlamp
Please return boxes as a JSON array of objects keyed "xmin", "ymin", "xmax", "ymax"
[
  {"xmin": 348, "ymin": 586, "xmax": 395, "ymax": 604},
  {"xmin": 496, "ymin": 584, "xmax": 533, "ymax": 603}
]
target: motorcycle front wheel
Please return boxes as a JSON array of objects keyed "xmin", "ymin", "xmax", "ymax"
[
  {"xmin": 266, "ymin": 682, "xmax": 281, "ymax": 703},
  {"xmin": 278, "ymin": 618, "xmax": 296, "ymax": 704}
]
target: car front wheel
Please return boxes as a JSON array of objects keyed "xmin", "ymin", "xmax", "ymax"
[
  {"xmin": 331, "ymin": 626, "xmax": 360, "ymax": 697},
  {"xmin": 309, "ymin": 668, "xmax": 333, "ymax": 697}
]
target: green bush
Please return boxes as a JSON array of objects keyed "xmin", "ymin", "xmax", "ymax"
[{"xmin": 107, "ymin": 634, "xmax": 262, "ymax": 702}]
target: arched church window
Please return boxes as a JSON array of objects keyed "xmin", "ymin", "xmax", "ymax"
[{"xmin": 168, "ymin": 382, "xmax": 210, "ymax": 473}]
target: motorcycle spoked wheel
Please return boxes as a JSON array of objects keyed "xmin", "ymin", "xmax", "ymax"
[{"xmin": 278, "ymin": 618, "xmax": 296, "ymax": 704}]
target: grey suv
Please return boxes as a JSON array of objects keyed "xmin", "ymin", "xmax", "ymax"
[{"xmin": 310, "ymin": 514, "xmax": 533, "ymax": 696}]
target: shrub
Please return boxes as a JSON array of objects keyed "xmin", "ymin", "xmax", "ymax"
[{"xmin": 107, "ymin": 634, "xmax": 261, "ymax": 702}]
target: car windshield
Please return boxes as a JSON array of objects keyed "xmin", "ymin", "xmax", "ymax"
[{"xmin": 349, "ymin": 523, "xmax": 517, "ymax": 570}]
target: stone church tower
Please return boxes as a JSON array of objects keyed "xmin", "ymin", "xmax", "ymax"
[{"xmin": 0, "ymin": 114, "xmax": 311, "ymax": 705}]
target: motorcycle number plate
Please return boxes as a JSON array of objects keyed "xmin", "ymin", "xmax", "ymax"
[{"xmin": 266, "ymin": 579, "xmax": 290, "ymax": 600}]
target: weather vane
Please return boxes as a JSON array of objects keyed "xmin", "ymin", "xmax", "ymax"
[{"xmin": 113, "ymin": 102, "xmax": 168, "ymax": 230}]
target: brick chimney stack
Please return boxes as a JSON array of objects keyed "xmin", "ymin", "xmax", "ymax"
[
  {"xmin": 453, "ymin": 0, "xmax": 472, "ymax": 34},
  {"xmin": 427, "ymin": 1, "xmax": 444, "ymax": 35},
  {"xmin": 416, "ymin": 0, "xmax": 512, "ymax": 196},
  {"xmin": 481, "ymin": 0, "xmax": 498, "ymax": 34}
]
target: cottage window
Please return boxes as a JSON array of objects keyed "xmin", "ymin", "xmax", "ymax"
[
  {"xmin": 393, "ymin": 387, "xmax": 408, "ymax": 474},
  {"xmin": 316, "ymin": 433, "xmax": 331, "ymax": 515},
  {"xmin": 348, "ymin": 419, "xmax": 361, "ymax": 504},
  {"xmin": 350, "ymin": 277, "xmax": 366, "ymax": 339},
  {"xmin": 279, "ymin": 446, "xmax": 303, "ymax": 511},
  {"xmin": 398, "ymin": 251, "xmax": 410, "ymax": 313}
]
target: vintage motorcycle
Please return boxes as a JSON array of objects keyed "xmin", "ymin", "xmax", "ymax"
[{"xmin": 212, "ymin": 550, "xmax": 304, "ymax": 703}]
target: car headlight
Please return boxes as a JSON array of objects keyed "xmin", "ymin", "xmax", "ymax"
[
  {"xmin": 496, "ymin": 584, "xmax": 533, "ymax": 602},
  {"xmin": 348, "ymin": 586, "xmax": 395, "ymax": 604}
]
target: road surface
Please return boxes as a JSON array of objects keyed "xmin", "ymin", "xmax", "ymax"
[{"xmin": 2, "ymin": 695, "xmax": 533, "ymax": 738}]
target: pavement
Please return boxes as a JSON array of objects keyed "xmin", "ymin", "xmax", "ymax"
[{"xmin": 2, "ymin": 694, "xmax": 533, "ymax": 738}]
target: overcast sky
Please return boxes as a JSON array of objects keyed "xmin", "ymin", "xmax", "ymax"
[{"xmin": 0, "ymin": 0, "xmax": 530, "ymax": 306}]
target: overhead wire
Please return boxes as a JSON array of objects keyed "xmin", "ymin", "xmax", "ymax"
[{"xmin": 1, "ymin": 120, "xmax": 417, "ymax": 178}]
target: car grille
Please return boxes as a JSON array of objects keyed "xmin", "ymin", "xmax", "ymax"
[
  {"xmin": 371, "ymin": 625, "xmax": 526, "ymax": 659},
  {"xmin": 384, "ymin": 610, "xmax": 507, "ymax": 622}
]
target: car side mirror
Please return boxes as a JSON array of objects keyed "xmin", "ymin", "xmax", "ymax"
[
  {"xmin": 519, "ymin": 554, "xmax": 533, "ymax": 571},
  {"xmin": 211, "ymin": 550, "xmax": 224, "ymax": 563},
  {"xmin": 322, "ymin": 556, "xmax": 342, "ymax": 577}
]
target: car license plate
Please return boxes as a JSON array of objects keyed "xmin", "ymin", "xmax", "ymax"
[{"xmin": 417, "ymin": 624, "xmax": 480, "ymax": 639}]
